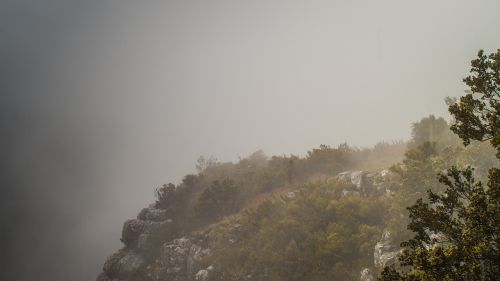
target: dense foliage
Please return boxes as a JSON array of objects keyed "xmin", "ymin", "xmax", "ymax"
[
  {"xmin": 449, "ymin": 50, "xmax": 500, "ymax": 157},
  {"xmin": 204, "ymin": 180, "xmax": 386, "ymax": 281},
  {"xmin": 380, "ymin": 50, "xmax": 500, "ymax": 281},
  {"xmin": 195, "ymin": 179, "xmax": 242, "ymax": 221},
  {"xmin": 152, "ymin": 143, "xmax": 407, "ymax": 229},
  {"xmin": 142, "ymin": 142, "xmax": 406, "ymax": 280}
]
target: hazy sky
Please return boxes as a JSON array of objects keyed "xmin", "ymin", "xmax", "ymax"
[{"xmin": 1, "ymin": 1, "xmax": 499, "ymax": 280}]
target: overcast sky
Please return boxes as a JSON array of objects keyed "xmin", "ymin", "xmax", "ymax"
[{"xmin": 1, "ymin": 1, "xmax": 499, "ymax": 280}]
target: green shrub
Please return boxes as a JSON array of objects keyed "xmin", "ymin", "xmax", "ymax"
[{"xmin": 195, "ymin": 179, "xmax": 242, "ymax": 221}]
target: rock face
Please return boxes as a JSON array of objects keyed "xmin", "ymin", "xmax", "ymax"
[
  {"xmin": 122, "ymin": 218, "xmax": 171, "ymax": 250},
  {"xmin": 194, "ymin": 266, "xmax": 213, "ymax": 281},
  {"xmin": 97, "ymin": 205, "xmax": 176, "ymax": 281},
  {"xmin": 374, "ymin": 231, "xmax": 399, "ymax": 269},
  {"xmin": 152, "ymin": 237, "xmax": 209, "ymax": 281},
  {"xmin": 357, "ymin": 230, "xmax": 400, "ymax": 281},
  {"xmin": 336, "ymin": 170, "xmax": 392, "ymax": 197},
  {"xmin": 137, "ymin": 207, "xmax": 169, "ymax": 222},
  {"xmin": 97, "ymin": 201, "xmax": 211, "ymax": 281},
  {"xmin": 359, "ymin": 268, "xmax": 375, "ymax": 281},
  {"xmin": 345, "ymin": 170, "xmax": 400, "ymax": 281}
]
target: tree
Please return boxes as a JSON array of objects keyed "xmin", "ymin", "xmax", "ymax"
[
  {"xmin": 449, "ymin": 50, "xmax": 500, "ymax": 157},
  {"xmin": 409, "ymin": 115, "xmax": 454, "ymax": 149},
  {"xmin": 154, "ymin": 183, "xmax": 176, "ymax": 209},
  {"xmin": 380, "ymin": 50, "xmax": 500, "ymax": 281},
  {"xmin": 196, "ymin": 155, "xmax": 219, "ymax": 173},
  {"xmin": 385, "ymin": 142, "xmax": 443, "ymax": 243},
  {"xmin": 195, "ymin": 178, "xmax": 241, "ymax": 221}
]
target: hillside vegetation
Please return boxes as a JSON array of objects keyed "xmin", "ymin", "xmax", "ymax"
[
  {"xmin": 97, "ymin": 50, "xmax": 499, "ymax": 281},
  {"xmin": 97, "ymin": 113, "xmax": 496, "ymax": 281}
]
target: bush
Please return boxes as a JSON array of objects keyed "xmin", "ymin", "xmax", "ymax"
[
  {"xmin": 195, "ymin": 179, "xmax": 241, "ymax": 221},
  {"xmin": 154, "ymin": 183, "xmax": 176, "ymax": 209}
]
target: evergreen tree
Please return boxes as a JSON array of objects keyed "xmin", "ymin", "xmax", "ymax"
[{"xmin": 380, "ymin": 50, "xmax": 500, "ymax": 280}]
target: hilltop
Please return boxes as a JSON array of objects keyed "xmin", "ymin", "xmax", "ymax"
[{"xmin": 96, "ymin": 115, "xmax": 496, "ymax": 281}]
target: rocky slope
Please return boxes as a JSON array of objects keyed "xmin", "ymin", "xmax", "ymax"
[{"xmin": 97, "ymin": 170, "xmax": 401, "ymax": 281}]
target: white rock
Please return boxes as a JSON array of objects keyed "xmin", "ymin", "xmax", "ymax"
[
  {"xmin": 374, "ymin": 231, "xmax": 399, "ymax": 268},
  {"xmin": 360, "ymin": 268, "xmax": 374, "ymax": 281},
  {"xmin": 195, "ymin": 269, "xmax": 209, "ymax": 281}
]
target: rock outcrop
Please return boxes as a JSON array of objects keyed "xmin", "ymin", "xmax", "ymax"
[
  {"xmin": 336, "ymin": 170, "xmax": 392, "ymax": 197},
  {"xmin": 150, "ymin": 237, "xmax": 209, "ymax": 281},
  {"xmin": 97, "ymin": 204, "xmax": 176, "ymax": 281},
  {"xmin": 97, "ymin": 199, "xmax": 212, "ymax": 281},
  {"xmin": 357, "ymin": 229, "xmax": 401, "ymax": 281},
  {"xmin": 347, "ymin": 170, "xmax": 401, "ymax": 281},
  {"xmin": 359, "ymin": 268, "xmax": 375, "ymax": 281},
  {"xmin": 374, "ymin": 230, "xmax": 399, "ymax": 269},
  {"xmin": 359, "ymin": 229, "xmax": 401, "ymax": 280}
]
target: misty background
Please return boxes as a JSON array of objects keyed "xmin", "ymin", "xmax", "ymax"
[{"xmin": 1, "ymin": 1, "xmax": 499, "ymax": 280}]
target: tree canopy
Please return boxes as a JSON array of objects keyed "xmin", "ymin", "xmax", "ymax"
[{"xmin": 380, "ymin": 49, "xmax": 500, "ymax": 281}]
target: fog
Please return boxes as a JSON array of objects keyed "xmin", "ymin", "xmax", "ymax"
[{"xmin": 1, "ymin": 1, "xmax": 499, "ymax": 280}]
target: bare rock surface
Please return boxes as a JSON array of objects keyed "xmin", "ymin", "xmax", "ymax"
[
  {"xmin": 337, "ymin": 170, "xmax": 392, "ymax": 197},
  {"xmin": 138, "ymin": 205, "xmax": 169, "ymax": 222},
  {"xmin": 152, "ymin": 237, "xmax": 209, "ymax": 281},
  {"xmin": 374, "ymin": 230, "xmax": 399, "ymax": 269},
  {"xmin": 97, "ymin": 205, "xmax": 175, "ymax": 281},
  {"xmin": 359, "ymin": 268, "xmax": 375, "ymax": 281}
]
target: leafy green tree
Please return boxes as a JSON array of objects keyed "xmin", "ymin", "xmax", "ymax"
[
  {"xmin": 386, "ymin": 142, "xmax": 443, "ymax": 242},
  {"xmin": 380, "ymin": 50, "xmax": 500, "ymax": 281},
  {"xmin": 449, "ymin": 50, "xmax": 500, "ymax": 157},
  {"xmin": 195, "ymin": 178, "xmax": 241, "ymax": 221},
  {"xmin": 206, "ymin": 180, "xmax": 386, "ymax": 281},
  {"xmin": 304, "ymin": 144, "xmax": 355, "ymax": 176},
  {"xmin": 409, "ymin": 115, "xmax": 455, "ymax": 149},
  {"xmin": 154, "ymin": 183, "xmax": 176, "ymax": 209}
]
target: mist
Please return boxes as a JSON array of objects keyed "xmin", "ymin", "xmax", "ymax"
[{"xmin": 1, "ymin": 1, "xmax": 499, "ymax": 280}]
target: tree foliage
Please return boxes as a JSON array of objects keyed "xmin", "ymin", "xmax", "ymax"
[
  {"xmin": 205, "ymin": 180, "xmax": 386, "ymax": 281},
  {"xmin": 449, "ymin": 50, "xmax": 500, "ymax": 157},
  {"xmin": 154, "ymin": 183, "xmax": 176, "ymax": 209},
  {"xmin": 385, "ymin": 142, "xmax": 443, "ymax": 242},
  {"xmin": 380, "ymin": 50, "xmax": 500, "ymax": 281},
  {"xmin": 195, "ymin": 178, "xmax": 241, "ymax": 221},
  {"xmin": 409, "ymin": 115, "xmax": 457, "ymax": 150}
]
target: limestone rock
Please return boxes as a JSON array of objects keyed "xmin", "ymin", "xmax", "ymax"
[
  {"xmin": 97, "ymin": 203, "xmax": 175, "ymax": 281},
  {"xmin": 154, "ymin": 237, "xmax": 208, "ymax": 281},
  {"xmin": 137, "ymin": 205, "xmax": 169, "ymax": 222},
  {"xmin": 337, "ymin": 169, "xmax": 396, "ymax": 199},
  {"xmin": 101, "ymin": 249, "xmax": 145, "ymax": 280},
  {"xmin": 359, "ymin": 268, "xmax": 375, "ymax": 281},
  {"xmin": 195, "ymin": 266, "xmax": 213, "ymax": 281},
  {"xmin": 121, "ymin": 219, "xmax": 171, "ymax": 248},
  {"xmin": 374, "ymin": 231, "xmax": 399, "ymax": 269}
]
